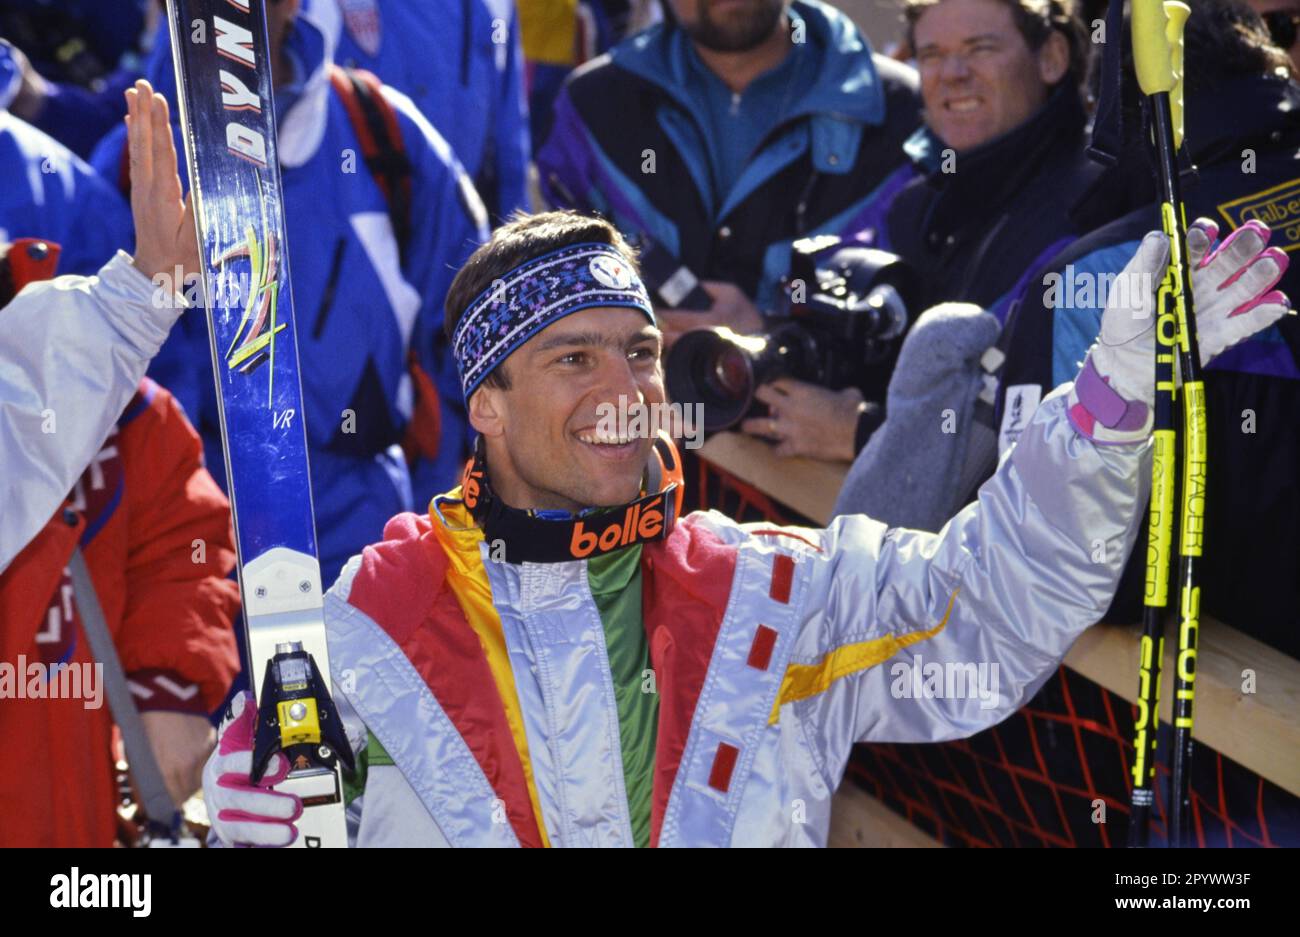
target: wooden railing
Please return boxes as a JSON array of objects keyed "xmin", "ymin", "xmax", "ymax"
[{"xmin": 699, "ymin": 432, "xmax": 1300, "ymax": 845}]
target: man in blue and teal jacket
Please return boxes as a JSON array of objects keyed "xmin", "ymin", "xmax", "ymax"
[
  {"xmin": 536, "ymin": 0, "xmax": 920, "ymax": 322},
  {"xmin": 535, "ymin": 0, "xmax": 919, "ymax": 517}
]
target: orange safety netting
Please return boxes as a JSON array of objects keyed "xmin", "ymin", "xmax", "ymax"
[
  {"xmin": 848, "ymin": 665, "xmax": 1299, "ymax": 847},
  {"xmin": 681, "ymin": 449, "xmax": 803, "ymax": 525}
]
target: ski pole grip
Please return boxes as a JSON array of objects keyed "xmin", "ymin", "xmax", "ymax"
[{"xmin": 1132, "ymin": 1, "xmax": 1190, "ymax": 146}]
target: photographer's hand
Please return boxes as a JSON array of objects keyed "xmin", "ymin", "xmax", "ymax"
[
  {"xmin": 658, "ymin": 280, "xmax": 764, "ymax": 349},
  {"xmin": 741, "ymin": 378, "xmax": 865, "ymax": 462}
]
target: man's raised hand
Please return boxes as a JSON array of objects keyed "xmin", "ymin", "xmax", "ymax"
[
  {"xmin": 1069, "ymin": 219, "xmax": 1290, "ymax": 444},
  {"xmin": 126, "ymin": 79, "xmax": 199, "ymax": 288}
]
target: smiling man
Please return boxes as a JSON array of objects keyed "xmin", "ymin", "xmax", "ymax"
[
  {"xmin": 454, "ymin": 242, "xmax": 665, "ymax": 511},
  {"xmin": 912, "ymin": 0, "xmax": 1073, "ymax": 151},
  {"xmin": 537, "ymin": 0, "xmax": 921, "ymax": 510},
  {"xmin": 202, "ymin": 209, "xmax": 1289, "ymax": 848},
  {"xmin": 740, "ymin": 0, "xmax": 1109, "ymax": 464},
  {"xmin": 884, "ymin": 0, "xmax": 1098, "ymax": 314}
]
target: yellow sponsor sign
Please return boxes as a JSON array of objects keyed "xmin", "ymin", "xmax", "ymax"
[{"xmin": 1218, "ymin": 178, "xmax": 1300, "ymax": 252}]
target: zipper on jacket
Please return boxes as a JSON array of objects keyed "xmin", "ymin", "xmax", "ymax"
[
  {"xmin": 312, "ymin": 237, "xmax": 348, "ymax": 340},
  {"xmin": 460, "ymin": 0, "xmax": 472, "ymax": 86},
  {"xmin": 957, "ymin": 210, "xmax": 1013, "ymax": 299},
  {"xmin": 794, "ymin": 170, "xmax": 820, "ymax": 236}
]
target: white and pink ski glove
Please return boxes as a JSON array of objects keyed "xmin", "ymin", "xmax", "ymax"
[
  {"xmin": 202, "ymin": 691, "xmax": 302, "ymax": 847},
  {"xmin": 1069, "ymin": 218, "xmax": 1290, "ymax": 444}
]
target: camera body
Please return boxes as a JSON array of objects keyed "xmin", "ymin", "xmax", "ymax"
[{"xmin": 666, "ymin": 236, "xmax": 914, "ymax": 433}]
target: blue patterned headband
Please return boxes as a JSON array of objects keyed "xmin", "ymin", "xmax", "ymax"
[{"xmin": 451, "ymin": 242, "xmax": 656, "ymax": 400}]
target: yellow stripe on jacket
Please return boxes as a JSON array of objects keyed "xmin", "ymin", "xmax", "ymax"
[
  {"xmin": 770, "ymin": 589, "xmax": 961, "ymax": 723},
  {"xmin": 429, "ymin": 493, "xmax": 552, "ymax": 846}
]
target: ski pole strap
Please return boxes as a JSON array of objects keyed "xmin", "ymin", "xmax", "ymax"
[
  {"xmin": 1074, "ymin": 356, "xmax": 1150, "ymax": 431},
  {"xmin": 1087, "ymin": 0, "xmax": 1128, "ymax": 167},
  {"xmin": 69, "ymin": 548, "xmax": 180, "ymax": 833}
]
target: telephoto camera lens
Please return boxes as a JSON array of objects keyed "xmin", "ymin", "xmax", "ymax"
[{"xmin": 666, "ymin": 326, "xmax": 816, "ymax": 432}]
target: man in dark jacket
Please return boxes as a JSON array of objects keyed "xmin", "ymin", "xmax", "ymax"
[
  {"xmin": 882, "ymin": 0, "xmax": 1099, "ymax": 318},
  {"xmin": 995, "ymin": 0, "xmax": 1300, "ymax": 656},
  {"xmin": 538, "ymin": 0, "xmax": 919, "ymax": 319},
  {"xmin": 536, "ymin": 0, "xmax": 920, "ymax": 516}
]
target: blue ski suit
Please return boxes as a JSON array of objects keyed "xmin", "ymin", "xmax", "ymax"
[
  {"xmin": 89, "ymin": 0, "xmax": 489, "ymax": 580},
  {"xmin": 0, "ymin": 44, "xmax": 133, "ymax": 277},
  {"xmin": 331, "ymin": 0, "xmax": 531, "ymax": 220}
]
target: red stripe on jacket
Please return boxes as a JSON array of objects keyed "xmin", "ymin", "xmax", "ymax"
[
  {"xmin": 642, "ymin": 515, "xmax": 738, "ymax": 847},
  {"xmin": 344, "ymin": 511, "xmax": 741, "ymax": 848},
  {"xmin": 345, "ymin": 512, "xmax": 546, "ymax": 847}
]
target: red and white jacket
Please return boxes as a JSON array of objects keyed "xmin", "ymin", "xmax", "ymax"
[{"xmin": 0, "ymin": 378, "xmax": 240, "ymax": 847}]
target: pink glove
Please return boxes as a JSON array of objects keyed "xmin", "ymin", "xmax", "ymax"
[
  {"xmin": 201, "ymin": 691, "xmax": 302, "ymax": 847},
  {"xmin": 1070, "ymin": 219, "xmax": 1290, "ymax": 444}
]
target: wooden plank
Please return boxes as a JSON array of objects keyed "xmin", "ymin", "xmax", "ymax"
[
  {"xmin": 698, "ymin": 431, "xmax": 850, "ymax": 523},
  {"xmin": 829, "ymin": 784, "xmax": 942, "ymax": 848},
  {"xmin": 698, "ymin": 431, "xmax": 1300, "ymax": 796},
  {"xmin": 1068, "ymin": 618, "xmax": 1300, "ymax": 797}
]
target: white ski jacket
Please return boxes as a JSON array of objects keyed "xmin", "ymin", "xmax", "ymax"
[
  {"xmin": 0, "ymin": 251, "xmax": 182, "ymax": 571},
  {"xmin": 319, "ymin": 386, "xmax": 1152, "ymax": 846}
]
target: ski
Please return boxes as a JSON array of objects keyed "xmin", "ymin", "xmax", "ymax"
[{"xmin": 165, "ymin": 0, "xmax": 353, "ymax": 847}]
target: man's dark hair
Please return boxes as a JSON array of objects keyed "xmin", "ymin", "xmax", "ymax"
[
  {"xmin": 443, "ymin": 210, "xmax": 640, "ymax": 391},
  {"xmin": 903, "ymin": 0, "xmax": 1090, "ymax": 89},
  {"xmin": 1180, "ymin": 0, "xmax": 1293, "ymax": 92},
  {"xmin": 1113, "ymin": 0, "xmax": 1292, "ymax": 129}
]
